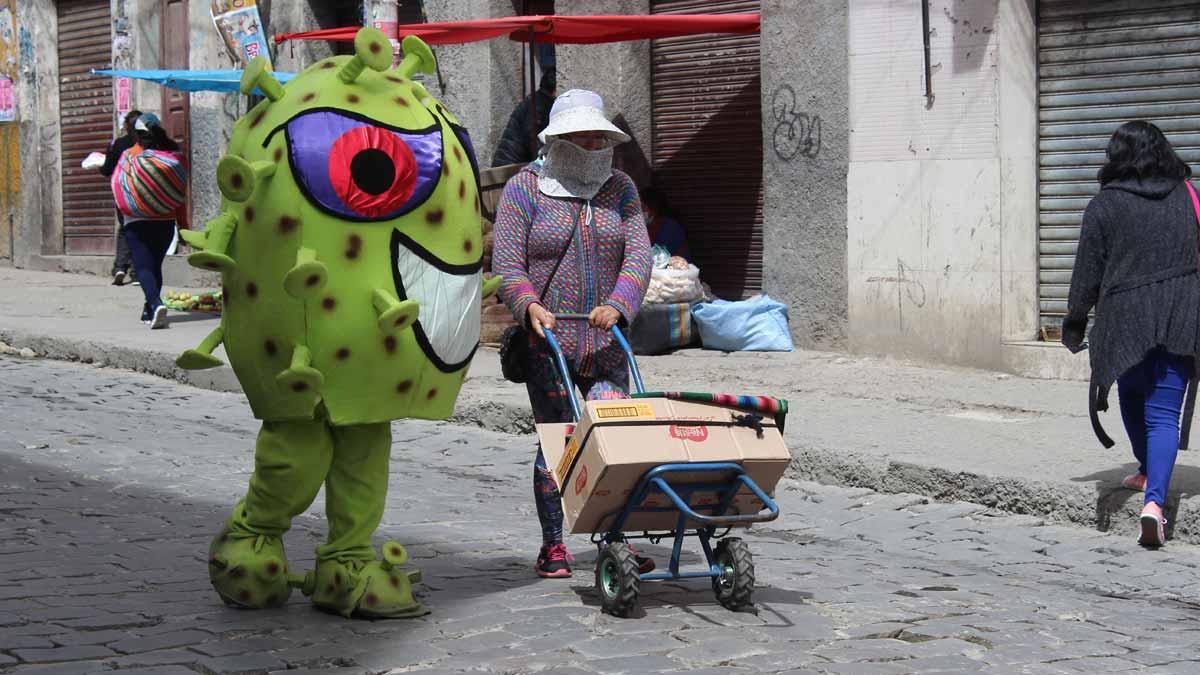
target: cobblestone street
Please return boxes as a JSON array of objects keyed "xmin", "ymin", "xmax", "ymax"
[{"xmin": 4, "ymin": 355, "xmax": 1200, "ymax": 674}]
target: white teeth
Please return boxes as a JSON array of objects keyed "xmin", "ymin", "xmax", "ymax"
[{"xmin": 394, "ymin": 245, "xmax": 480, "ymax": 367}]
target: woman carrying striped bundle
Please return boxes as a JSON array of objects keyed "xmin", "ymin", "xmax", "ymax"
[{"xmin": 111, "ymin": 112, "xmax": 190, "ymax": 329}]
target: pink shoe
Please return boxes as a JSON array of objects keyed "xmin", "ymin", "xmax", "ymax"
[
  {"xmin": 535, "ymin": 543, "xmax": 574, "ymax": 578},
  {"xmin": 1121, "ymin": 473, "xmax": 1147, "ymax": 491},
  {"xmin": 1138, "ymin": 503, "xmax": 1166, "ymax": 548}
]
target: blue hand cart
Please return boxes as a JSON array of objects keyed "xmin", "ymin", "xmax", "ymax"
[{"xmin": 542, "ymin": 315, "xmax": 782, "ymax": 617}]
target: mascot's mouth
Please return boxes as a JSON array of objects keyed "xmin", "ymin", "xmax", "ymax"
[{"xmin": 390, "ymin": 230, "xmax": 481, "ymax": 372}]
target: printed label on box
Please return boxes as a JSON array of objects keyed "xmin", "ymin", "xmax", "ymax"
[
  {"xmin": 594, "ymin": 403, "xmax": 655, "ymax": 420},
  {"xmin": 574, "ymin": 464, "xmax": 589, "ymax": 496},
  {"xmin": 555, "ymin": 436, "xmax": 580, "ymax": 485},
  {"xmin": 669, "ymin": 424, "xmax": 709, "ymax": 442}
]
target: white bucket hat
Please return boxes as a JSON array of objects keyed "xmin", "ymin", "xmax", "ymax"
[{"xmin": 538, "ymin": 89, "xmax": 631, "ymax": 145}]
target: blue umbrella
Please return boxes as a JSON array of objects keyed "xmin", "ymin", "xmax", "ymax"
[{"xmin": 91, "ymin": 68, "xmax": 298, "ymax": 95}]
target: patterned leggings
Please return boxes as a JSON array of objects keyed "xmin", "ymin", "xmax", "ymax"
[{"xmin": 526, "ymin": 347, "xmax": 628, "ymax": 546}]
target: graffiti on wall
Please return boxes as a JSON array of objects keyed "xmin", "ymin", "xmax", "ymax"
[
  {"xmin": 770, "ymin": 84, "xmax": 822, "ymax": 162},
  {"xmin": 866, "ymin": 259, "xmax": 927, "ymax": 331},
  {"xmin": 0, "ymin": 5, "xmax": 13, "ymax": 69}
]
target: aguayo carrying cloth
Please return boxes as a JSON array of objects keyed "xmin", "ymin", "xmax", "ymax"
[
  {"xmin": 634, "ymin": 391, "xmax": 788, "ymax": 433},
  {"xmin": 111, "ymin": 148, "xmax": 188, "ymax": 220}
]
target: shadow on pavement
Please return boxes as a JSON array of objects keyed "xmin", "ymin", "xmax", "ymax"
[
  {"xmin": 0, "ymin": 452, "xmax": 552, "ymax": 671},
  {"xmin": 1071, "ymin": 461, "xmax": 1200, "ymax": 539}
]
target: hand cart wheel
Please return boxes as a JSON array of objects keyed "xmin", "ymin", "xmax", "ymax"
[
  {"xmin": 595, "ymin": 542, "xmax": 641, "ymax": 617},
  {"xmin": 712, "ymin": 537, "xmax": 755, "ymax": 610}
]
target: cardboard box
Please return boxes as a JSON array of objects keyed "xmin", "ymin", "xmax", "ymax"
[{"xmin": 537, "ymin": 398, "xmax": 791, "ymax": 534}]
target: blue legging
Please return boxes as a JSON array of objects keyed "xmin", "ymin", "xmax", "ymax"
[
  {"xmin": 1118, "ymin": 350, "xmax": 1195, "ymax": 507},
  {"xmin": 123, "ymin": 220, "xmax": 175, "ymax": 315}
]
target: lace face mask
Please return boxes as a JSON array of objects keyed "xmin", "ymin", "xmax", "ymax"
[{"xmin": 538, "ymin": 138, "xmax": 615, "ymax": 200}]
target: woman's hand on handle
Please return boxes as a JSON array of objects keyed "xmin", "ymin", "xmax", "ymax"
[
  {"xmin": 589, "ymin": 305, "xmax": 621, "ymax": 331},
  {"xmin": 528, "ymin": 303, "xmax": 556, "ymax": 338}
]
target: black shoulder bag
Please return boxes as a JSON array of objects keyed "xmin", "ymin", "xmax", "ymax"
[{"xmin": 498, "ymin": 206, "xmax": 581, "ymax": 383}]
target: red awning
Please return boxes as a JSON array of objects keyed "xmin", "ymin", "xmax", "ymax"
[{"xmin": 275, "ymin": 14, "xmax": 760, "ymax": 46}]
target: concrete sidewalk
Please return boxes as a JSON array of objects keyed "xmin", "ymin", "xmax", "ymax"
[{"xmin": 3, "ymin": 266, "xmax": 1195, "ymax": 544}]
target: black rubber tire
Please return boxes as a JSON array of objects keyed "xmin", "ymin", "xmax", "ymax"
[
  {"xmin": 595, "ymin": 543, "xmax": 641, "ymax": 617},
  {"xmin": 712, "ymin": 537, "xmax": 755, "ymax": 610}
]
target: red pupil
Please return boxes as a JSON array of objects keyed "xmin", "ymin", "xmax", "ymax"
[{"xmin": 350, "ymin": 149, "xmax": 395, "ymax": 195}]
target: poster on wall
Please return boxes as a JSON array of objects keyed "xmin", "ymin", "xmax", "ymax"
[
  {"xmin": 115, "ymin": 77, "xmax": 131, "ymax": 128},
  {"xmin": 211, "ymin": 0, "xmax": 271, "ymax": 68},
  {"xmin": 1, "ymin": 1, "xmax": 16, "ymax": 122},
  {"xmin": 0, "ymin": 75, "xmax": 15, "ymax": 122}
]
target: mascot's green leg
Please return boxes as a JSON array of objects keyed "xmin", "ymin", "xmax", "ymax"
[
  {"xmin": 301, "ymin": 422, "xmax": 426, "ymax": 619},
  {"xmin": 208, "ymin": 419, "xmax": 333, "ymax": 609}
]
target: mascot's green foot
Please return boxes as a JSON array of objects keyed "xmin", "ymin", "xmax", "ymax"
[
  {"xmin": 207, "ymin": 526, "xmax": 292, "ymax": 609},
  {"xmin": 300, "ymin": 541, "xmax": 426, "ymax": 619}
]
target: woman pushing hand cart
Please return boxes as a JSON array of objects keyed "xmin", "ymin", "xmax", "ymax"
[{"xmin": 540, "ymin": 316, "xmax": 789, "ymax": 617}]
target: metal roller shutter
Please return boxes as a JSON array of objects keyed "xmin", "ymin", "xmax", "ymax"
[
  {"xmin": 651, "ymin": 0, "xmax": 762, "ymax": 299},
  {"xmin": 1038, "ymin": 0, "xmax": 1200, "ymax": 334},
  {"xmin": 58, "ymin": 0, "xmax": 115, "ymax": 255}
]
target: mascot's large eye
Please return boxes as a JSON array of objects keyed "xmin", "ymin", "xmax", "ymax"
[{"xmin": 271, "ymin": 110, "xmax": 443, "ymax": 221}]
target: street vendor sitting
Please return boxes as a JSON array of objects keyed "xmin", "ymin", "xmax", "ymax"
[{"xmin": 641, "ymin": 186, "xmax": 690, "ymax": 259}]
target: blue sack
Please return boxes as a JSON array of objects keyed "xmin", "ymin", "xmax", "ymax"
[{"xmin": 691, "ymin": 295, "xmax": 795, "ymax": 352}]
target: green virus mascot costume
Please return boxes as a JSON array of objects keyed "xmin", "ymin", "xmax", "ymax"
[{"xmin": 176, "ymin": 28, "xmax": 498, "ymax": 618}]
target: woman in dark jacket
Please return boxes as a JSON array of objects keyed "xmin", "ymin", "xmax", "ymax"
[{"xmin": 1063, "ymin": 121, "xmax": 1200, "ymax": 548}]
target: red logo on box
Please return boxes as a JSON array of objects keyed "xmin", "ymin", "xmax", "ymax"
[
  {"xmin": 670, "ymin": 425, "xmax": 708, "ymax": 442},
  {"xmin": 574, "ymin": 464, "xmax": 589, "ymax": 495}
]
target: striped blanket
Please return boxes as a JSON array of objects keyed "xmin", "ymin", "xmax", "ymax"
[
  {"xmin": 632, "ymin": 391, "xmax": 789, "ymax": 432},
  {"xmin": 111, "ymin": 147, "xmax": 187, "ymax": 220}
]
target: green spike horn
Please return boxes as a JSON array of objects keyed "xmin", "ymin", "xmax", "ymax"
[
  {"xmin": 395, "ymin": 35, "xmax": 436, "ymax": 79},
  {"xmin": 340, "ymin": 27, "xmax": 394, "ymax": 84},
  {"xmin": 216, "ymin": 156, "xmax": 275, "ymax": 203},
  {"xmin": 240, "ymin": 56, "xmax": 284, "ymax": 101}
]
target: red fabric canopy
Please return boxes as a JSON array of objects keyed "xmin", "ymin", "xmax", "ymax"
[{"xmin": 275, "ymin": 14, "xmax": 760, "ymax": 46}]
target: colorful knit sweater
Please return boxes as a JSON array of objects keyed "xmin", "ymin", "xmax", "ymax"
[{"xmin": 493, "ymin": 165, "xmax": 652, "ymax": 378}]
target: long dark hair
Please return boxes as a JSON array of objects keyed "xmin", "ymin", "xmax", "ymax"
[
  {"xmin": 137, "ymin": 125, "xmax": 180, "ymax": 153},
  {"xmin": 1098, "ymin": 121, "xmax": 1192, "ymax": 185}
]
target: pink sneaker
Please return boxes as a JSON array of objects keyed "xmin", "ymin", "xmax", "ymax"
[
  {"xmin": 1121, "ymin": 473, "xmax": 1147, "ymax": 491},
  {"xmin": 1138, "ymin": 503, "xmax": 1166, "ymax": 548},
  {"xmin": 535, "ymin": 543, "xmax": 574, "ymax": 578}
]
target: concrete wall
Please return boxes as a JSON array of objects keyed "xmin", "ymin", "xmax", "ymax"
[
  {"xmin": 554, "ymin": 0, "xmax": 653, "ymax": 187},
  {"xmin": 846, "ymin": 0, "xmax": 1038, "ymax": 369},
  {"xmin": 761, "ymin": 0, "xmax": 850, "ymax": 349},
  {"xmin": 485, "ymin": 1, "xmax": 523, "ymax": 170},
  {"xmin": 12, "ymin": 0, "xmax": 61, "ymax": 269},
  {"xmin": 422, "ymin": 0, "xmax": 506, "ymax": 171}
]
